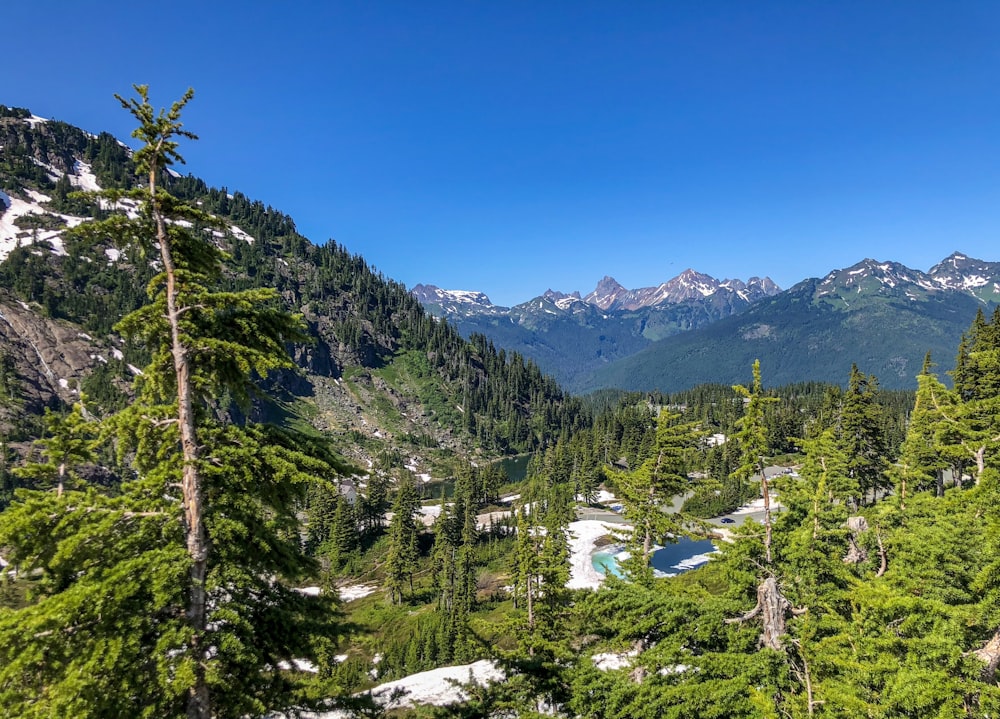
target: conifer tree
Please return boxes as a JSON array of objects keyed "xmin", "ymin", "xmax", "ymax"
[
  {"xmin": 14, "ymin": 403, "xmax": 94, "ymax": 498},
  {"xmin": 610, "ymin": 410, "xmax": 701, "ymax": 582},
  {"xmin": 384, "ymin": 476, "xmax": 420, "ymax": 604},
  {"xmin": 839, "ymin": 364, "xmax": 890, "ymax": 506},
  {"xmin": 329, "ymin": 493, "xmax": 359, "ymax": 570},
  {"xmin": 430, "ymin": 493, "xmax": 458, "ymax": 612},
  {"xmin": 895, "ymin": 354, "xmax": 950, "ymax": 504},
  {"xmin": 732, "ymin": 359, "xmax": 778, "ymax": 564},
  {"xmin": 0, "ymin": 87, "xmax": 342, "ymax": 719}
]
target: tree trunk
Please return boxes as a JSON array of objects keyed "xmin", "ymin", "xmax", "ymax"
[
  {"xmin": 726, "ymin": 576, "xmax": 805, "ymax": 651},
  {"xmin": 974, "ymin": 630, "xmax": 1000, "ymax": 681},
  {"xmin": 875, "ymin": 529, "xmax": 887, "ymax": 577},
  {"xmin": 760, "ymin": 458, "xmax": 772, "ymax": 564},
  {"xmin": 151, "ymin": 165, "xmax": 210, "ymax": 719}
]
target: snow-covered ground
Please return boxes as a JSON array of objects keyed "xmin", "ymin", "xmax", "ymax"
[
  {"xmin": 592, "ymin": 649, "xmax": 639, "ymax": 670},
  {"xmin": 476, "ymin": 509, "xmax": 512, "ymax": 529},
  {"xmin": 566, "ymin": 520, "xmax": 626, "ymax": 590},
  {"xmin": 731, "ymin": 497, "xmax": 784, "ymax": 515},
  {"xmin": 284, "ymin": 660, "xmax": 503, "ymax": 718},
  {"xmin": 0, "ymin": 190, "xmax": 81, "ymax": 260},
  {"xmin": 337, "ymin": 583, "xmax": 378, "ymax": 602},
  {"xmin": 292, "ymin": 583, "xmax": 378, "ymax": 602},
  {"xmin": 575, "ymin": 489, "xmax": 617, "ymax": 504}
]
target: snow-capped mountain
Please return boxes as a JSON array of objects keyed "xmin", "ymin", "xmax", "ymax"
[
  {"xmin": 588, "ymin": 252, "xmax": 1000, "ymax": 394},
  {"xmin": 582, "ymin": 269, "xmax": 778, "ymax": 310},
  {"xmin": 814, "ymin": 253, "xmax": 1000, "ymax": 306},
  {"xmin": 416, "ymin": 269, "xmax": 780, "ymax": 318},
  {"xmin": 409, "ymin": 284, "xmax": 498, "ymax": 314},
  {"xmin": 411, "ymin": 270, "xmax": 781, "ymax": 391},
  {"xmin": 928, "ymin": 252, "xmax": 1000, "ymax": 301}
]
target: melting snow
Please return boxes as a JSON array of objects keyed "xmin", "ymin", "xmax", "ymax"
[
  {"xmin": 71, "ymin": 161, "xmax": 101, "ymax": 192},
  {"xmin": 592, "ymin": 650, "xmax": 639, "ymax": 670},
  {"xmin": 567, "ymin": 520, "xmax": 626, "ymax": 590},
  {"xmin": 337, "ymin": 583, "xmax": 377, "ymax": 602},
  {"xmin": 229, "ymin": 224, "xmax": 255, "ymax": 244},
  {"xmin": 356, "ymin": 660, "xmax": 503, "ymax": 713},
  {"xmin": 278, "ymin": 659, "xmax": 318, "ymax": 673},
  {"xmin": 0, "ymin": 191, "xmax": 79, "ymax": 260}
]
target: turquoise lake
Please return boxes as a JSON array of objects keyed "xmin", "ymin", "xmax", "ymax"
[{"xmin": 592, "ymin": 536, "xmax": 718, "ymax": 578}]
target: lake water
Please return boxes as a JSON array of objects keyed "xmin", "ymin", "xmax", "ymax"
[
  {"xmin": 499, "ymin": 454, "xmax": 530, "ymax": 483},
  {"xmin": 592, "ymin": 536, "xmax": 718, "ymax": 579}
]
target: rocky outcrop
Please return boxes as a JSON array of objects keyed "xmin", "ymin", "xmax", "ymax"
[{"xmin": 0, "ymin": 292, "xmax": 107, "ymax": 427}]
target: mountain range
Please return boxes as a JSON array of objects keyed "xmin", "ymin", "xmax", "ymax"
[
  {"xmin": 413, "ymin": 253, "xmax": 1000, "ymax": 392},
  {"xmin": 412, "ymin": 270, "xmax": 782, "ymax": 391}
]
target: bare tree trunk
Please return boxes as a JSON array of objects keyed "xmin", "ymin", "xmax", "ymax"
[
  {"xmin": 875, "ymin": 529, "xmax": 888, "ymax": 577},
  {"xmin": 789, "ymin": 641, "xmax": 820, "ymax": 717},
  {"xmin": 526, "ymin": 572, "xmax": 534, "ymax": 631},
  {"xmin": 974, "ymin": 630, "xmax": 1000, "ymax": 681},
  {"xmin": 760, "ymin": 458, "xmax": 772, "ymax": 564},
  {"xmin": 726, "ymin": 576, "xmax": 806, "ymax": 651},
  {"xmin": 149, "ymin": 164, "xmax": 210, "ymax": 719}
]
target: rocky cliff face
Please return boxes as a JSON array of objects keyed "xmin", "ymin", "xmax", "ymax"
[{"xmin": 0, "ymin": 291, "xmax": 119, "ymax": 432}]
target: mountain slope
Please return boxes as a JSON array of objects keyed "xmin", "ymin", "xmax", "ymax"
[
  {"xmin": 585, "ymin": 254, "xmax": 999, "ymax": 392},
  {"xmin": 0, "ymin": 104, "xmax": 586, "ymax": 469}
]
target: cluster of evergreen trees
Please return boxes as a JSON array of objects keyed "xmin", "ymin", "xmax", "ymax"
[{"xmin": 427, "ymin": 313, "xmax": 1000, "ymax": 718}]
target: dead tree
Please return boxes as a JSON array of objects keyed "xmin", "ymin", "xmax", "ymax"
[{"xmin": 725, "ymin": 575, "xmax": 807, "ymax": 651}]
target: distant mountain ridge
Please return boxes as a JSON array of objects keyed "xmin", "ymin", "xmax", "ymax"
[
  {"xmin": 411, "ymin": 271, "xmax": 781, "ymax": 391},
  {"xmin": 582, "ymin": 270, "xmax": 780, "ymax": 311},
  {"xmin": 412, "ymin": 252, "xmax": 1000, "ymax": 394},
  {"xmin": 585, "ymin": 251, "xmax": 1000, "ymax": 393},
  {"xmin": 413, "ymin": 269, "xmax": 780, "ymax": 315}
]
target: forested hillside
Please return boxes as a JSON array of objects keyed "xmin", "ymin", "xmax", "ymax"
[{"xmin": 0, "ymin": 102, "xmax": 586, "ymax": 463}]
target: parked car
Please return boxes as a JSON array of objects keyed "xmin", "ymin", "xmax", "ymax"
[{"xmin": 720, "ymin": 517, "xmax": 736, "ymax": 524}]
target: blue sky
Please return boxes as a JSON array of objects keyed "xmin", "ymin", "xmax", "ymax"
[{"xmin": 6, "ymin": 2, "xmax": 1000, "ymax": 306}]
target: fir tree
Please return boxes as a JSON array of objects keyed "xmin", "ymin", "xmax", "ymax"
[
  {"xmin": 839, "ymin": 364, "xmax": 890, "ymax": 506},
  {"xmin": 0, "ymin": 87, "xmax": 342, "ymax": 719},
  {"xmin": 384, "ymin": 476, "xmax": 420, "ymax": 604}
]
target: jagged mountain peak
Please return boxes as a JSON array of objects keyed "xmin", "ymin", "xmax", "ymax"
[
  {"xmin": 541, "ymin": 289, "xmax": 583, "ymax": 310},
  {"xmin": 580, "ymin": 268, "xmax": 780, "ymax": 311},
  {"xmin": 583, "ymin": 276, "xmax": 628, "ymax": 310}
]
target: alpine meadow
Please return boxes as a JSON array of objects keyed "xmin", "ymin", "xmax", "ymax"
[{"xmin": 3, "ymin": 85, "xmax": 1000, "ymax": 719}]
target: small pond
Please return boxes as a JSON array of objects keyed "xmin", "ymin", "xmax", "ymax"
[{"xmin": 593, "ymin": 536, "xmax": 718, "ymax": 579}]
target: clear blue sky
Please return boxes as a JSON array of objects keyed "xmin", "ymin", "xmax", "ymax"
[{"xmin": 6, "ymin": 2, "xmax": 1000, "ymax": 306}]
